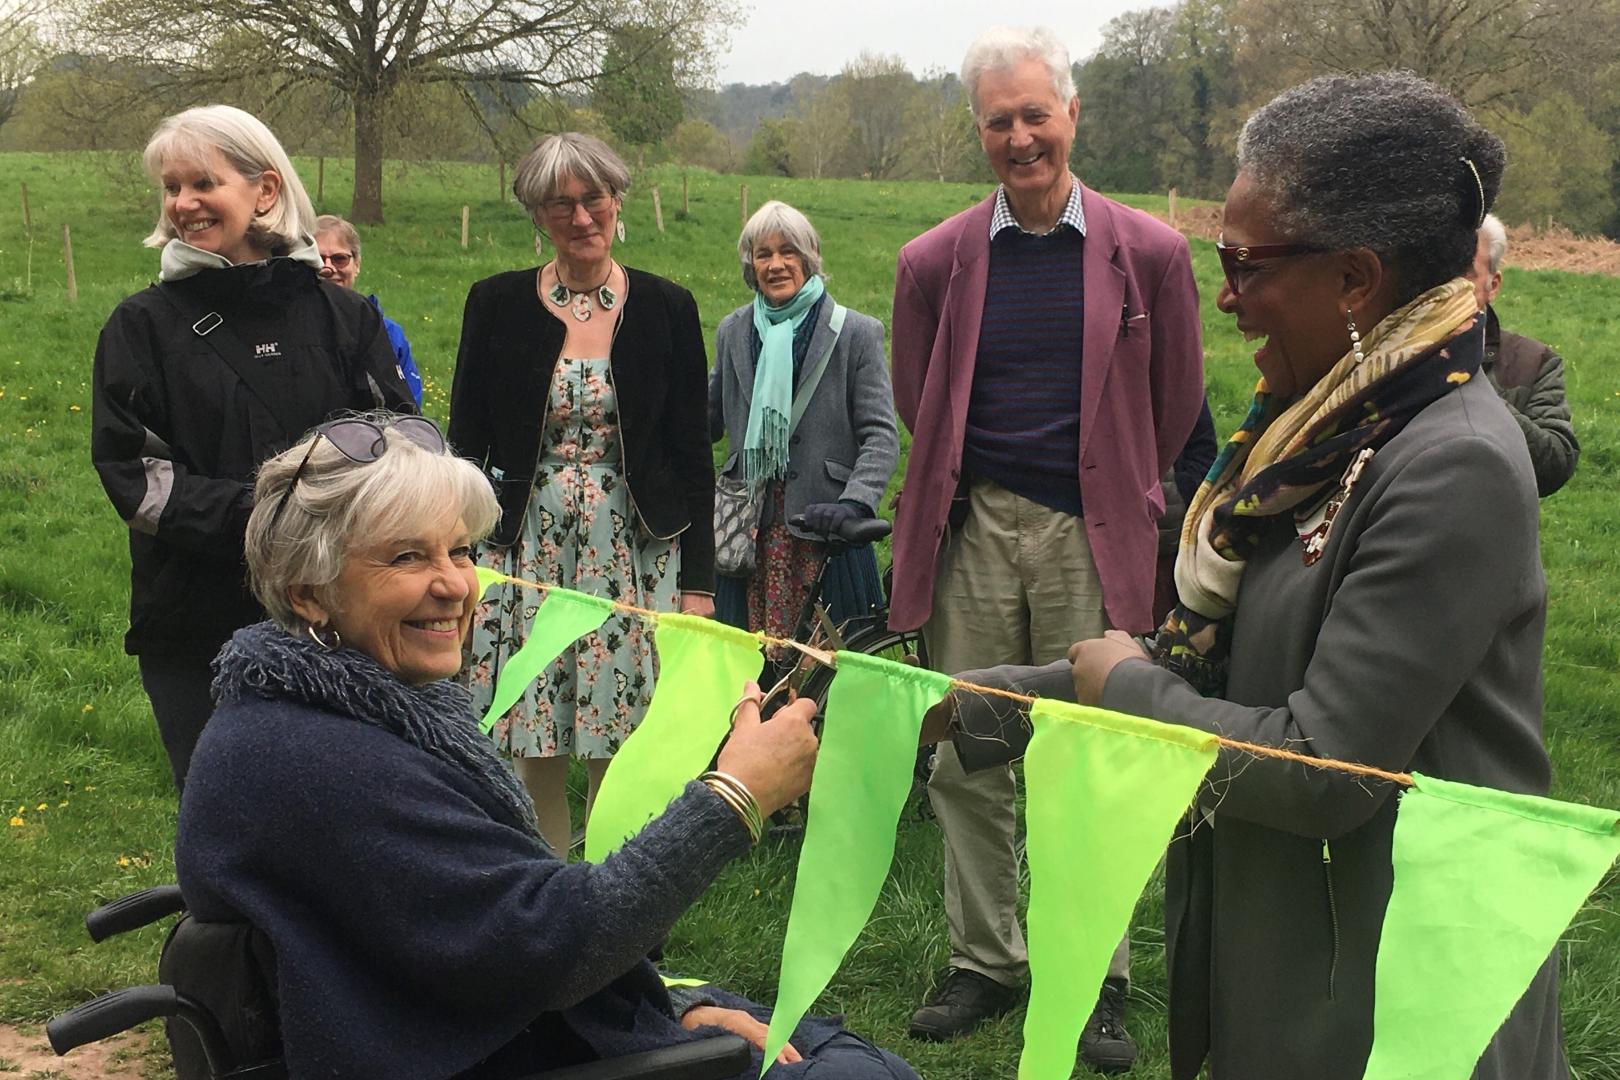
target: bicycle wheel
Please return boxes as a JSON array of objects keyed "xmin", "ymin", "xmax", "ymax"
[{"xmin": 797, "ymin": 623, "xmax": 929, "ymax": 707}]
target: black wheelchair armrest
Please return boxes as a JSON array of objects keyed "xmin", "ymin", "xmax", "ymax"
[
  {"xmin": 534, "ymin": 1034, "xmax": 751, "ymax": 1080},
  {"xmin": 49, "ymin": 984, "xmax": 238, "ymax": 1072},
  {"xmin": 86, "ymin": 884, "xmax": 186, "ymax": 942}
]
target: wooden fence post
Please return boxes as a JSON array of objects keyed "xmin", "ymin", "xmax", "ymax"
[
  {"xmin": 740, "ymin": 183, "xmax": 748, "ymax": 225},
  {"xmin": 63, "ymin": 224, "xmax": 78, "ymax": 302},
  {"xmin": 651, "ymin": 186, "xmax": 665, "ymax": 233},
  {"xmin": 1168, "ymin": 187, "xmax": 1178, "ymax": 228},
  {"xmin": 20, "ymin": 182, "xmax": 29, "ymax": 229},
  {"xmin": 461, "ymin": 205, "xmax": 470, "ymax": 249},
  {"xmin": 499, "ymin": 161, "xmax": 507, "ymax": 202},
  {"xmin": 683, "ymin": 172, "xmax": 689, "ymax": 214},
  {"xmin": 317, "ymin": 157, "xmax": 326, "ymax": 204}
]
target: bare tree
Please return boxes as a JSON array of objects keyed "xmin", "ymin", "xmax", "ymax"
[
  {"xmin": 904, "ymin": 68, "xmax": 976, "ymax": 182},
  {"xmin": 78, "ymin": 0, "xmax": 739, "ymax": 223},
  {"xmin": 834, "ymin": 52, "xmax": 916, "ymax": 180},
  {"xmin": 789, "ymin": 87, "xmax": 848, "ymax": 179}
]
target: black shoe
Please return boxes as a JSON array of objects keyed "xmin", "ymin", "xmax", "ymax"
[
  {"xmin": 908, "ymin": 968, "xmax": 1022, "ymax": 1041},
  {"xmin": 1079, "ymin": 977, "xmax": 1138, "ymax": 1074}
]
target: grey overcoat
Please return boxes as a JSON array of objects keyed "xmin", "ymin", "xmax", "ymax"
[
  {"xmin": 709, "ymin": 296, "xmax": 898, "ymax": 537},
  {"xmin": 950, "ymin": 373, "xmax": 1567, "ymax": 1080}
]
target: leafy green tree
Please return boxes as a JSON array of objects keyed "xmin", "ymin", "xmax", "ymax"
[
  {"xmin": 1495, "ymin": 93, "xmax": 1615, "ymax": 234},
  {"xmin": 744, "ymin": 116, "xmax": 795, "ymax": 176},
  {"xmin": 669, "ymin": 117, "xmax": 735, "ymax": 172},
  {"xmin": 789, "ymin": 87, "xmax": 850, "ymax": 179},
  {"xmin": 594, "ymin": 25, "xmax": 683, "ymax": 166}
]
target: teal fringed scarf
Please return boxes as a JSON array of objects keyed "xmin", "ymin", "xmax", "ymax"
[{"xmin": 744, "ymin": 274, "xmax": 826, "ymax": 484}]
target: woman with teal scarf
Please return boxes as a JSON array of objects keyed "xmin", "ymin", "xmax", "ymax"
[{"xmin": 709, "ymin": 201, "xmax": 899, "ymax": 641}]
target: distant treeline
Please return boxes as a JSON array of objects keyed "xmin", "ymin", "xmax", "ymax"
[{"xmin": 5, "ymin": 0, "xmax": 1618, "ymax": 236}]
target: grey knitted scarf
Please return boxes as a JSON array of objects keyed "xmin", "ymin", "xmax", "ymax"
[{"xmin": 213, "ymin": 622, "xmax": 539, "ymax": 836}]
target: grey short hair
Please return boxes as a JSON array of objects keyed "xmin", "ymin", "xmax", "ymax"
[
  {"xmin": 737, "ymin": 201, "xmax": 824, "ymax": 291},
  {"xmin": 512, "ymin": 132, "xmax": 632, "ymax": 217},
  {"xmin": 1479, "ymin": 213, "xmax": 1508, "ymax": 273},
  {"xmin": 142, "ymin": 105, "xmax": 317, "ymax": 255},
  {"xmin": 1235, "ymin": 72, "xmax": 1506, "ymax": 306},
  {"xmin": 960, "ymin": 26, "xmax": 1076, "ymax": 119},
  {"xmin": 314, "ymin": 214, "xmax": 361, "ymax": 260},
  {"xmin": 245, "ymin": 416, "xmax": 500, "ymax": 631}
]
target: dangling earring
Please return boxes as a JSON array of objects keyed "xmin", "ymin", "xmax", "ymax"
[
  {"xmin": 1346, "ymin": 310, "xmax": 1365, "ymax": 365},
  {"xmin": 306, "ymin": 622, "xmax": 342, "ymax": 650},
  {"xmin": 534, "ymin": 229, "xmax": 545, "ymax": 257},
  {"xmin": 615, "ymin": 217, "xmax": 626, "ymax": 244}
]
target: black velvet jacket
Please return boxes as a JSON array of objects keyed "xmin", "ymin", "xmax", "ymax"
[{"xmin": 448, "ymin": 266, "xmax": 716, "ymax": 593}]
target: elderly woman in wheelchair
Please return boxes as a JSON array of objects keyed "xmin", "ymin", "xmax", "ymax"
[{"xmin": 54, "ymin": 414, "xmax": 917, "ymax": 1080}]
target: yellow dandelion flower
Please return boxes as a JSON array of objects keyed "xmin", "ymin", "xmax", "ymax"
[
  {"xmin": 36, "ymin": 802, "xmax": 47, "ymax": 811},
  {"xmin": 69, "ymin": 403, "xmax": 82, "ymax": 412},
  {"xmin": 117, "ymin": 856, "xmax": 131, "ymax": 867},
  {"xmin": 8, "ymin": 816, "xmax": 24, "ymax": 827},
  {"xmin": 82, "ymin": 703, "xmax": 94, "ymax": 712},
  {"xmin": 58, "ymin": 801, "xmax": 68, "ymax": 808},
  {"xmin": 85, "ymin": 785, "xmax": 96, "ymax": 792}
]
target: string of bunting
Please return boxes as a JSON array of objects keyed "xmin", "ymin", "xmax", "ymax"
[
  {"xmin": 477, "ymin": 567, "xmax": 1414, "ymax": 787},
  {"xmin": 477, "ymin": 566, "xmax": 1620, "ymax": 1080}
]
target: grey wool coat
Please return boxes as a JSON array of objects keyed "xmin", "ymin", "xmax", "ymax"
[
  {"xmin": 949, "ymin": 374, "xmax": 1567, "ymax": 1080},
  {"xmin": 709, "ymin": 295, "xmax": 898, "ymax": 536}
]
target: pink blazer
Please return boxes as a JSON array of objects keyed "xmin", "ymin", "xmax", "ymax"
[{"xmin": 888, "ymin": 186, "xmax": 1205, "ymax": 634}]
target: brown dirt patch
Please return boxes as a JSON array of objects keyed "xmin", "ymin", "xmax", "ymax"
[
  {"xmin": 0, "ymin": 1020, "xmax": 156, "ymax": 1077},
  {"xmin": 1148, "ymin": 207, "xmax": 1620, "ymax": 276}
]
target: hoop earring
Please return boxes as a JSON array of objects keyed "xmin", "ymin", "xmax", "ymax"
[
  {"xmin": 615, "ymin": 217, "xmax": 626, "ymax": 243},
  {"xmin": 1346, "ymin": 310, "xmax": 1365, "ymax": 365},
  {"xmin": 306, "ymin": 622, "xmax": 342, "ymax": 651}
]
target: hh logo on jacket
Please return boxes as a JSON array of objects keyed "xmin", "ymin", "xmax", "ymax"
[{"xmin": 255, "ymin": 341, "xmax": 281, "ymax": 359}]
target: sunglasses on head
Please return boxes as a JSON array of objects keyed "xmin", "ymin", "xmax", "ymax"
[
  {"xmin": 1215, "ymin": 240, "xmax": 1327, "ymax": 297},
  {"xmin": 265, "ymin": 416, "xmax": 446, "ymax": 534}
]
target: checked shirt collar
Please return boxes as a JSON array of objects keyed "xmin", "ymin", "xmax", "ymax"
[{"xmin": 989, "ymin": 174, "xmax": 1086, "ymax": 241}]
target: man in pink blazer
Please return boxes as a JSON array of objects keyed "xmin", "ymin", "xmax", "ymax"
[{"xmin": 890, "ymin": 26, "xmax": 1205, "ymax": 1074}]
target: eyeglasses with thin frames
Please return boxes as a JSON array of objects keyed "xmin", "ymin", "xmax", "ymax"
[
  {"xmin": 320, "ymin": 251, "xmax": 355, "ymax": 269},
  {"xmin": 539, "ymin": 191, "xmax": 614, "ymax": 220},
  {"xmin": 265, "ymin": 416, "xmax": 446, "ymax": 535}
]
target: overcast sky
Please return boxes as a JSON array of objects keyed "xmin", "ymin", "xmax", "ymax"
[{"xmin": 714, "ymin": 2, "xmax": 1147, "ymax": 86}]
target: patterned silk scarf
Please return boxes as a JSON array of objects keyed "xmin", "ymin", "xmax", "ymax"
[{"xmin": 1153, "ymin": 279, "xmax": 1484, "ymax": 695}]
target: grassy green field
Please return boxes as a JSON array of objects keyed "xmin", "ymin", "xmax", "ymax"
[{"xmin": 1, "ymin": 152, "xmax": 1618, "ymax": 1079}]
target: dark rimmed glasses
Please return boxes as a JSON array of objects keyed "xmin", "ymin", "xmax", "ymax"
[
  {"xmin": 1215, "ymin": 240, "xmax": 1327, "ymax": 297},
  {"xmin": 265, "ymin": 416, "xmax": 446, "ymax": 534}
]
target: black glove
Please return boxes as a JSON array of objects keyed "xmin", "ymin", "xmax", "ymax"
[{"xmin": 800, "ymin": 500, "xmax": 868, "ymax": 539}]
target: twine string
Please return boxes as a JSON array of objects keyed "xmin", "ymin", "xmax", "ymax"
[{"xmin": 489, "ymin": 571, "xmax": 1414, "ymax": 789}]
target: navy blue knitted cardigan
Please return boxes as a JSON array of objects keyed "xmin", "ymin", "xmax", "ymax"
[{"xmin": 176, "ymin": 622, "xmax": 752, "ymax": 1079}]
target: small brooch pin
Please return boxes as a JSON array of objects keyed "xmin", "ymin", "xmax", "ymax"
[{"xmin": 1298, "ymin": 447, "xmax": 1375, "ymax": 566}]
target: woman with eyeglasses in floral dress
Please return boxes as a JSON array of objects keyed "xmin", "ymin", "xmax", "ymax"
[{"xmin": 448, "ymin": 133, "xmax": 715, "ymax": 855}]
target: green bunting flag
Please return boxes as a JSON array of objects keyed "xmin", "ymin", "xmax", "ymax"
[
  {"xmin": 761, "ymin": 654, "xmax": 952, "ymax": 1072},
  {"xmin": 475, "ymin": 565, "xmax": 506, "ymax": 602},
  {"xmin": 584, "ymin": 614, "xmax": 764, "ymax": 862},
  {"xmin": 477, "ymin": 588, "xmax": 615, "ymax": 734},
  {"xmin": 1363, "ymin": 772, "xmax": 1620, "ymax": 1080},
  {"xmin": 1020, "ymin": 700, "xmax": 1218, "ymax": 1080}
]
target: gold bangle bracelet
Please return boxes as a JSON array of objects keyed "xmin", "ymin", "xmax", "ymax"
[{"xmin": 700, "ymin": 771, "xmax": 763, "ymax": 844}]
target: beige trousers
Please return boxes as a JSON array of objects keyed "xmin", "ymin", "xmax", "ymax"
[{"xmin": 924, "ymin": 478, "xmax": 1131, "ymax": 987}]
